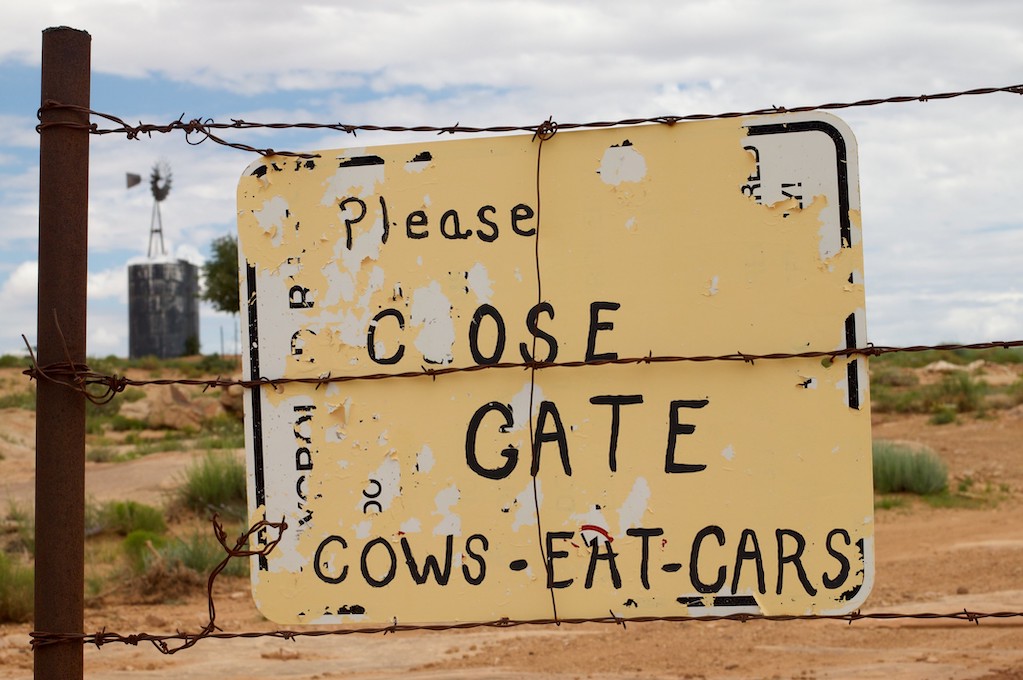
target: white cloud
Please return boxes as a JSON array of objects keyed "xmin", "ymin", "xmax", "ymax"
[
  {"xmin": 1, "ymin": 1, "xmax": 1022, "ymax": 356},
  {"xmin": 1, "ymin": 261, "xmax": 37, "ymax": 299},
  {"xmin": 87, "ymin": 266, "xmax": 126, "ymax": 302}
]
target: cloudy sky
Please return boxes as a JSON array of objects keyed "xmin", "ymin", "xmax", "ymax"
[{"xmin": 1, "ymin": 1, "xmax": 1022, "ymax": 357}]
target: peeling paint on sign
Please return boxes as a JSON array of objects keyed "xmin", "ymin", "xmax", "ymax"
[{"xmin": 238, "ymin": 112, "xmax": 872, "ymax": 625}]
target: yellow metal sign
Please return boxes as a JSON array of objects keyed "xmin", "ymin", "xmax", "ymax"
[{"xmin": 237, "ymin": 112, "xmax": 872, "ymax": 625}]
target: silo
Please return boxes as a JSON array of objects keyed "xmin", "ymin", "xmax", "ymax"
[{"xmin": 128, "ymin": 260, "xmax": 200, "ymax": 358}]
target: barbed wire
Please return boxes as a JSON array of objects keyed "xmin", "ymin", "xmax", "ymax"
[
  {"xmin": 21, "ymin": 338, "xmax": 1023, "ymax": 406},
  {"xmin": 26, "ymin": 512, "xmax": 1023, "ymax": 654},
  {"xmin": 35, "ymin": 82, "xmax": 1023, "ymax": 157},
  {"xmin": 24, "ymin": 79, "xmax": 1023, "ymax": 656}
]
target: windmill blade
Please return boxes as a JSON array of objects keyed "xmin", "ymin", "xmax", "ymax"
[
  {"xmin": 126, "ymin": 172, "xmax": 142, "ymax": 189},
  {"xmin": 150, "ymin": 162, "xmax": 172, "ymax": 202}
]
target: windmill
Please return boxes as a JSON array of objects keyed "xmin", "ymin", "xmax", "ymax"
[
  {"xmin": 127, "ymin": 161, "xmax": 173, "ymax": 258},
  {"xmin": 125, "ymin": 160, "xmax": 199, "ymax": 359}
]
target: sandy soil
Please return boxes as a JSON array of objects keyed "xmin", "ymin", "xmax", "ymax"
[{"xmin": 2, "ymin": 366, "xmax": 1023, "ymax": 679}]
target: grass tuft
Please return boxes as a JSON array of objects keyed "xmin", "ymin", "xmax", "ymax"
[
  {"xmin": 0, "ymin": 552, "xmax": 33, "ymax": 623},
  {"xmin": 175, "ymin": 451, "xmax": 247, "ymax": 518},
  {"xmin": 87, "ymin": 500, "xmax": 167, "ymax": 537},
  {"xmin": 873, "ymin": 440, "xmax": 948, "ymax": 495}
]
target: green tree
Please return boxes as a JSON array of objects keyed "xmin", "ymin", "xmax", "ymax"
[{"xmin": 201, "ymin": 235, "xmax": 240, "ymax": 314}]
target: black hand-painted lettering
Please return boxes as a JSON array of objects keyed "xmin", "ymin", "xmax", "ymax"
[
  {"xmin": 406, "ymin": 210, "xmax": 428, "ymax": 239},
  {"xmin": 731, "ymin": 529, "xmax": 766, "ymax": 595},
  {"xmin": 823, "ymin": 528, "xmax": 852, "ymax": 590},
  {"xmin": 590, "ymin": 395, "xmax": 644, "ymax": 472},
  {"xmin": 362, "ymin": 479, "xmax": 383, "ymax": 514},
  {"xmin": 361, "ymin": 537, "xmax": 398, "ymax": 587},
  {"xmin": 338, "ymin": 197, "xmax": 367, "ymax": 250},
  {"xmin": 584, "ymin": 538, "xmax": 622, "ymax": 589},
  {"xmin": 313, "ymin": 535, "xmax": 348, "ymax": 584},
  {"xmin": 664, "ymin": 399, "xmax": 709, "ymax": 473},
  {"xmin": 518, "ymin": 302, "xmax": 558, "ymax": 363},
  {"xmin": 465, "ymin": 402, "xmax": 519, "ymax": 479},
  {"xmin": 401, "ymin": 535, "xmax": 453, "ymax": 585},
  {"xmin": 462, "ymin": 534, "xmax": 489, "ymax": 585},
  {"xmin": 440, "ymin": 209, "xmax": 472, "ymax": 239},
  {"xmin": 627, "ymin": 527, "xmax": 664, "ymax": 590},
  {"xmin": 530, "ymin": 400, "xmax": 571, "ymax": 477},
  {"xmin": 377, "ymin": 195, "xmax": 390, "ymax": 244},
  {"xmin": 585, "ymin": 301, "xmax": 620, "ymax": 362},
  {"xmin": 294, "ymin": 413, "xmax": 314, "ymax": 444},
  {"xmin": 367, "ymin": 309, "xmax": 406, "ymax": 365},
  {"xmin": 289, "ymin": 285, "xmax": 314, "ymax": 309},
  {"xmin": 476, "ymin": 205, "xmax": 499, "ymax": 242},
  {"xmin": 545, "ymin": 531, "xmax": 574, "ymax": 589},
  {"xmin": 776, "ymin": 529, "xmax": 817, "ymax": 595},
  {"xmin": 690, "ymin": 525, "xmax": 727, "ymax": 593},
  {"xmin": 468, "ymin": 304, "xmax": 506, "ymax": 365},
  {"xmin": 510, "ymin": 203, "xmax": 536, "ymax": 236},
  {"xmin": 296, "ymin": 447, "xmax": 313, "ymax": 471}
]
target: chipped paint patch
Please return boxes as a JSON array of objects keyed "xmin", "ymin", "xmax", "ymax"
[
  {"xmin": 721, "ymin": 445, "xmax": 735, "ymax": 461},
  {"xmin": 598, "ymin": 140, "xmax": 647, "ymax": 185},
  {"xmin": 416, "ymin": 444, "xmax": 435, "ymax": 474},
  {"xmin": 409, "ymin": 281, "xmax": 455, "ymax": 365},
  {"xmin": 706, "ymin": 275, "xmax": 720, "ymax": 296},
  {"xmin": 511, "ymin": 480, "xmax": 542, "ymax": 531},
  {"xmin": 360, "ymin": 457, "xmax": 400, "ymax": 514},
  {"xmin": 432, "ymin": 484, "xmax": 461, "ymax": 535},
  {"xmin": 466, "ymin": 262, "xmax": 494, "ymax": 304},
  {"xmin": 253, "ymin": 196, "xmax": 289, "ymax": 248},
  {"xmin": 617, "ymin": 477, "xmax": 651, "ymax": 537},
  {"xmin": 320, "ymin": 159, "xmax": 384, "ymax": 205},
  {"xmin": 509, "ymin": 382, "xmax": 545, "ymax": 431}
]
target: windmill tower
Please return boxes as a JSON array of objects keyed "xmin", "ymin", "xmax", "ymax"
[
  {"xmin": 147, "ymin": 161, "xmax": 172, "ymax": 258},
  {"xmin": 127, "ymin": 161, "xmax": 201, "ymax": 358}
]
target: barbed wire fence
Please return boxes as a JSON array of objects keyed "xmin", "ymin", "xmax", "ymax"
[{"xmin": 23, "ymin": 77, "xmax": 1023, "ymax": 656}]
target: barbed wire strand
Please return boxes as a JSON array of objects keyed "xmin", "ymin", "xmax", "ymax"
[
  {"xmin": 22, "ymin": 79, "xmax": 1023, "ymax": 653},
  {"xmin": 26, "ymin": 510, "xmax": 1023, "ymax": 653},
  {"xmin": 21, "ymin": 336, "xmax": 1023, "ymax": 407},
  {"xmin": 34, "ymin": 82, "xmax": 1023, "ymax": 158}
]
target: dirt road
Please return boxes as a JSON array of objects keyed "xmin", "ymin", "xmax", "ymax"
[{"xmin": 2, "ymin": 379, "xmax": 1023, "ymax": 678}]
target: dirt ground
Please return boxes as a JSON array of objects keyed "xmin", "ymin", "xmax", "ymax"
[{"xmin": 2, "ymin": 366, "xmax": 1023, "ymax": 679}]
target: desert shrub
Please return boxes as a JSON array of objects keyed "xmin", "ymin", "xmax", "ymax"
[
  {"xmin": 3, "ymin": 503, "xmax": 34, "ymax": 555},
  {"xmin": 929, "ymin": 404, "xmax": 958, "ymax": 425},
  {"xmin": 198, "ymin": 414, "xmax": 245, "ymax": 450},
  {"xmin": 194, "ymin": 353, "xmax": 237, "ymax": 376},
  {"xmin": 924, "ymin": 372, "xmax": 987, "ymax": 414},
  {"xmin": 89, "ymin": 500, "xmax": 166, "ymax": 536},
  {"xmin": 85, "ymin": 446, "xmax": 120, "ymax": 463},
  {"xmin": 870, "ymin": 384, "xmax": 926, "ymax": 414},
  {"xmin": 0, "ymin": 355, "xmax": 30, "ymax": 369},
  {"xmin": 871, "ymin": 366, "xmax": 919, "ymax": 388},
  {"xmin": 122, "ymin": 530, "xmax": 168, "ymax": 573},
  {"xmin": 0, "ymin": 389, "xmax": 35, "ymax": 410},
  {"xmin": 159, "ymin": 531, "xmax": 248, "ymax": 577},
  {"xmin": 1005, "ymin": 379, "xmax": 1023, "ymax": 406},
  {"xmin": 872, "ymin": 440, "xmax": 948, "ymax": 495},
  {"xmin": 0, "ymin": 553, "xmax": 33, "ymax": 623},
  {"xmin": 175, "ymin": 451, "xmax": 247, "ymax": 517},
  {"xmin": 125, "ymin": 529, "xmax": 246, "ymax": 581}
]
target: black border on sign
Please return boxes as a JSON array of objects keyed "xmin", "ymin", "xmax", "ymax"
[
  {"xmin": 746, "ymin": 120, "xmax": 861, "ymax": 410},
  {"xmin": 245, "ymin": 262, "xmax": 269, "ymax": 571},
  {"xmin": 244, "ymin": 120, "xmax": 864, "ymax": 571}
]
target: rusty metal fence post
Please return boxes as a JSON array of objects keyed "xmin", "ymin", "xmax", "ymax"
[{"xmin": 35, "ymin": 26, "xmax": 91, "ymax": 680}]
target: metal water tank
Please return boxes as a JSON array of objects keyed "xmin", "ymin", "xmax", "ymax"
[{"xmin": 128, "ymin": 260, "xmax": 200, "ymax": 358}]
